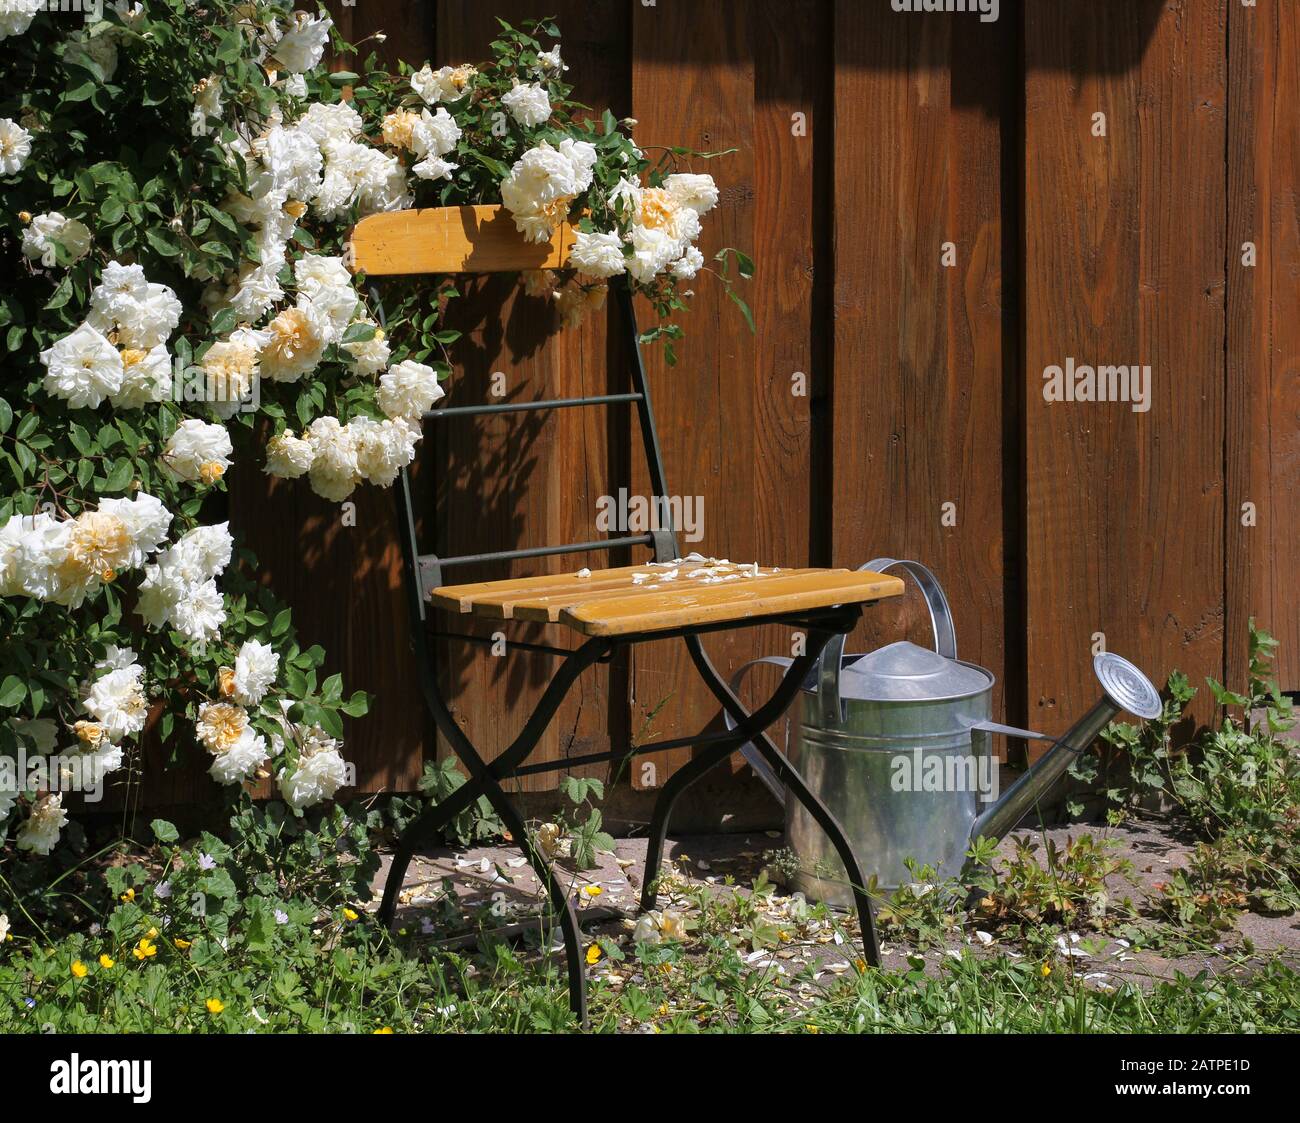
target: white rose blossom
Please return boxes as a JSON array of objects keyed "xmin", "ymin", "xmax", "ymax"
[
  {"xmin": 21, "ymin": 212, "xmax": 92, "ymax": 268},
  {"xmin": 265, "ymin": 430, "xmax": 315, "ymax": 479},
  {"xmin": 278, "ymin": 726, "xmax": 349, "ymax": 812},
  {"xmin": 264, "ymin": 12, "xmax": 333, "ymax": 74},
  {"xmin": 40, "ymin": 323, "xmax": 123, "ymax": 409},
  {"xmin": 0, "ymin": 117, "xmax": 31, "ymax": 175},
  {"xmin": 501, "ymin": 82, "xmax": 552, "ymax": 128},
  {"xmin": 16, "ymin": 794, "xmax": 67, "ymax": 856},
  {"xmin": 224, "ymin": 640, "xmax": 279, "ymax": 707},
  {"xmin": 304, "ymin": 416, "xmax": 359, "ymax": 502},
  {"xmin": 164, "ymin": 419, "xmax": 233, "ymax": 484},
  {"xmin": 569, "ymin": 230, "xmax": 627, "ymax": 279},
  {"xmin": 377, "ymin": 360, "xmax": 444, "ymax": 422},
  {"xmin": 411, "ymin": 63, "xmax": 476, "ymax": 105}
]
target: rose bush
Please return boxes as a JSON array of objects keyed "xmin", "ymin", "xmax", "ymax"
[{"xmin": 1, "ymin": 4, "xmax": 745, "ymax": 879}]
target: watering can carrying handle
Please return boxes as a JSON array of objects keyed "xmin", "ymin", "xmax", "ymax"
[
  {"xmin": 817, "ymin": 558, "xmax": 958, "ymax": 726},
  {"xmin": 726, "ymin": 558, "xmax": 959, "ymax": 803}
]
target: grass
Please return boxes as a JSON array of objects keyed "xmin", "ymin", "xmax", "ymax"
[{"xmin": 3, "ymin": 879, "xmax": 1298, "ymax": 1034}]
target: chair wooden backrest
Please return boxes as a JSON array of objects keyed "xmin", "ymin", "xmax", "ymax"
[{"xmin": 349, "ymin": 205, "xmax": 680, "ymax": 619}]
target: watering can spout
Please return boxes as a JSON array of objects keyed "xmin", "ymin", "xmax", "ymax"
[{"xmin": 968, "ymin": 653, "xmax": 1162, "ymax": 846}]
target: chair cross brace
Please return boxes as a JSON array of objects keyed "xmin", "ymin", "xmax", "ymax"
[{"xmin": 373, "ymin": 276, "xmax": 882, "ymax": 1027}]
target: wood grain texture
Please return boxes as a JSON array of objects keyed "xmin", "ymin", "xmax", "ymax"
[
  {"xmin": 1226, "ymin": 1, "xmax": 1300, "ymax": 692},
  {"xmin": 1024, "ymin": 0, "xmax": 1227, "ymax": 740},
  {"xmin": 205, "ymin": 0, "xmax": 1296, "ymax": 819},
  {"xmin": 831, "ymin": 5, "xmax": 1012, "ymax": 745},
  {"xmin": 350, "ymin": 206, "xmax": 576, "ymax": 276},
  {"xmin": 628, "ymin": 0, "xmax": 760, "ymax": 785},
  {"xmin": 431, "ymin": 563, "xmax": 903, "ymax": 635},
  {"xmin": 430, "ymin": 0, "xmax": 630, "ymax": 793}
]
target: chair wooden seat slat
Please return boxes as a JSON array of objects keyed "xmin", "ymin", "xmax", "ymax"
[
  {"xmin": 432, "ymin": 564, "xmax": 903, "ymax": 635},
  {"xmin": 355, "ymin": 204, "xmax": 895, "ymax": 1027}
]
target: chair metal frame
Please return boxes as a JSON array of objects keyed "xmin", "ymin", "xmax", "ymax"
[{"xmin": 376, "ymin": 277, "xmax": 881, "ymax": 1025}]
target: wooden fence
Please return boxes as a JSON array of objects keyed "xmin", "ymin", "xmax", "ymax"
[{"xmin": 215, "ymin": 0, "xmax": 1298, "ymax": 821}]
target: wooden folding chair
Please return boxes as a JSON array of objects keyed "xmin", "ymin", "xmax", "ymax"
[{"xmin": 350, "ymin": 206, "xmax": 905, "ymax": 1024}]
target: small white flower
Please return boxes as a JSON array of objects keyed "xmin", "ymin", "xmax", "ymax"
[
  {"xmin": 349, "ymin": 415, "xmax": 419, "ymax": 487},
  {"xmin": 0, "ymin": 117, "xmax": 32, "ymax": 175},
  {"xmin": 502, "ymin": 82, "xmax": 552, "ymax": 128},
  {"xmin": 377, "ymin": 360, "xmax": 444, "ymax": 422},
  {"xmin": 40, "ymin": 323, "xmax": 123, "ymax": 409},
  {"xmin": 228, "ymin": 640, "xmax": 279, "ymax": 707},
  {"xmin": 410, "ymin": 63, "xmax": 476, "ymax": 105},
  {"xmin": 569, "ymin": 230, "xmax": 627, "ymax": 279},
  {"xmin": 96, "ymin": 493, "xmax": 171, "ymax": 568},
  {"xmin": 670, "ymin": 246, "xmax": 705, "ymax": 280},
  {"xmin": 535, "ymin": 46, "xmax": 568, "ymax": 76},
  {"xmin": 341, "ymin": 324, "xmax": 390, "ymax": 376},
  {"xmin": 83, "ymin": 660, "xmax": 148, "ymax": 742},
  {"xmin": 113, "ymin": 343, "xmax": 171, "ymax": 409},
  {"xmin": 164, "ymin": 419, "xmax": 233, "ymax": 484},
  {"xmin": 16, "ymin": 794, "xmax": 68, "ymax": 856},
  {"xmin": 265, "ymin": 430, "xmax": 315, "ymax": 480},
  {"xmin": 304, "ymin": 416, "xmax": 359, "ymax": 502},
  {"xmin": 264, "ymin": 11, "xmax": 332, "ymax": 74},
  {"xmin": 190, "ymin": 75, "xmax": 223, "ymax": 137},
  {"xmin": 20, "ymin": 212, "xmax": 92, "ymax": 268},
  {"xmin": 278, "ymin": 727, "xmax": 349, "ymax": 811},
  {"xmin": 662, "ymin": 172, "xmax": 720, "ymax": 215}
]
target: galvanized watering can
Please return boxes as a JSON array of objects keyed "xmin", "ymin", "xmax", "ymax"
[{"xmin": 734, "ymin": 559, "xmax": 1162, "ymax": 906}]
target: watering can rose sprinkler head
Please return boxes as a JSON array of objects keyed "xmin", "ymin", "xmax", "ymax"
[{"xmin": 966, "ymin": 651, "xmax": 1163, "ymax": 851}]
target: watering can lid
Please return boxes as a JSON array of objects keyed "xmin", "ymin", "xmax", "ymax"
[{"xmin": 833, "ymin": 640, "xmax": 992, "ymax": 702}]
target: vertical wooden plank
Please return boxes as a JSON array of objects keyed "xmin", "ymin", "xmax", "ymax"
[
  {"xmin": 1023, "ymin": 1, "xmax": 1227, "ymax": 740},
  {"xmin": 627, "ymin": 1, "xmax": 760, "ymax": 785},
  {"xmin": 431, "ymin": 1, "xmax": 629, "ymax": 792},
  {"xmin": 714, "ymin": 0, "xmax": 829, "ymax": 778},
  {"xmin": 831, "ymin": 6, "xmax": 1011, "ymax": 728},
  {"xmin": 1226, "ymin": 1, "xmax": 1300, "ymax": 692}
]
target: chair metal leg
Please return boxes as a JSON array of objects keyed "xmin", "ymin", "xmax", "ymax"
[
  {"xmin": 378, "ymin": 781, "xmax": 483, "ymax": 925},
  {"xmin": 639, "ymin": 736, "xmax": 739, "ymax": 912},
  {"xmin": 379, "ymin": 637, "xmax": 611, "ymax": 1023},
  {"xmin": 477, "ymin": 779, "xmax": 588, "ymax": 1027},
  {"xmin": 653, "ymin": 610, "xmax": 882, "ymax": 968},
  {"xmin": 746, "ymin": 735, "xmax": 881, "ymax": 967},
  {"xmin": 379, "ymin": 637, "xmax": 611, "ymax": 923},
  {"xmin": 639, "ymin": 625, "xmax": 839, "ymax": 911}
]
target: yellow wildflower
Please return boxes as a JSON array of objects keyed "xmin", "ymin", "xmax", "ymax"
[
  {"xmin": 1041, "ymin": 962, "xmax": 1052, "ymax": 978},
  {"xmin": 586, "ymin": 943, "xmax": 602, "ymax": 965},
  {"xmin": 71, "ymin": 960, "xmax": 88, "ymax": 978},
  {"xmin": 342, "ymin": 907, "xmax": 359, "ymax": 921},
  {"xmin": 133, "ymin": 937, "xmax": 157, "ymax": 960},
  {"xmin": 205, "ymin": 997, "xmax": 224, "ymax": 1014},
  {"xmin": 582, "ymin": 885, "xmax": 602, "ymax": 898},
  {"xmin": 99, "ymin": 954, "xmax": 115, "ymax": 969},
  {"xmin": 120, "ymin": 888, "xmax": 135, "ymax": 902},
  {"xmin": 373, "ymin": 1026, "xmax": 394, "ymax": 1034},
  {"xmin": 173, "ymin": 938, "xmax": 192, "ymax": 950}
]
